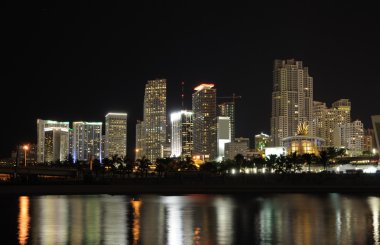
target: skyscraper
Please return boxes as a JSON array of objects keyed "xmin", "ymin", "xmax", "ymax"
[
  {"xmin": 143, "ymin": 79, "xmax": 167, "ymax": 161},
  {"xmin": 271, "ymin": 59, "xmax": 313, "ymax": 146},
  {"xmin": 37, "ymin": 119, "xmax": 70, "ymax": 163},
  {"xmin": 218, "ymin": 102, "xmax": 235, "ymax": 140},
  {"xmin": 105, "ymin": 113, "xmax": 127, "ymax": 158},
  {"xmin": 73, "ymin": 122, "xmax": 102, "ymax": 162},
  {"xmin": 170, "ymin": 110, "xmax": 193, "ymax": 158},
  {"xmin": 192, "ymin": 83, "xmax": 217, "ymax": 161}
]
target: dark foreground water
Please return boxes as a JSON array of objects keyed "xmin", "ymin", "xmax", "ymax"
[{"xmin": 1, "ymin": 194, "xmax": 380, "ymax": 244}]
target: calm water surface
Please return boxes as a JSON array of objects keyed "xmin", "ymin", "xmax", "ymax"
[{"xmin": 0, "ymin": 193, "xmax": 380, "ymax": 244}]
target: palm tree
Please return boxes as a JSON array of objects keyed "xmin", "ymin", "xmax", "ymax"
[
  {"xmin": 234, "ymin": 154, "xmax": 245, "ymax": 173},
  {"xmin": 265, "ymin": 154, "xmax": 277, "ymax": 173},
  {"xmin": 303, "ymin": 153, "xmax": 313, "ymax": 172},
  {"xmin": 319, "ymin": 150, "xmax": 329, "ymax": 171},
  {"xmin": 123, "ymin": 156, "xmax": 134, "ymax": 178}
]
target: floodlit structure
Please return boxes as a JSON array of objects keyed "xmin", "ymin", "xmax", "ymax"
[
  {"xmin": 105, "ymin": 113, "xmax": 127, "ymax": 158},
  {"xmin": 216, "ymin": 116, "xmax": 231, "ymax": 161},
  {"xmin": 371, "ymin": 115, "xmax": 380, "ymax": 152},
  {"xmin": 170, "ymin": 110, "xmax": 193, "ymax": 157},
  {"xmin": 218, "ymin": 102, "xmax": 235, "ymax": 140},
  {"xmin": 271, "ymin": 59, "xmax": 313, "ymax": 146},
  {"xmin": 255, "ymin": 133, "xmax": 270, "ymax": 151},
  {"xmin": 37, "ymin": 119, "xmax": 70, "ymax": 163},
  {"xmin": 73, "ymin": 122, "xmax": 102, "ymax": 162},
  {"xmin": 143, "ymin": 79, "xmax": 167, "ymax": 161},
  {"xmin": 192, "ymin": 83, "xmax": 217, "ymax": 161},
  {"xmin": 225, "ymin": 137, "xmax": 249, "ymax": 160}
]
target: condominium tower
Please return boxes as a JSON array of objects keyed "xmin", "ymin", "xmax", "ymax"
[
  {"xmin": 271, "ymin": 59, "xmax": 313, "ymax": 146},
  {"xmin": 105, "ymin": 113, "xmax": 127, "ymax": 158},
  {"xmin": 192, "ymin": 83, "xmax": 217, "ymax": 160},
  {"xmin": 37, "ymin": 119, "xmax": 70, "ymax": 163},
  {"xmin": 73, "ymin": 121, "xmax": 102, "ymax": 162},
  {"xmin": 143, "ymin": 79, "xmax": 167, "ymax": 161}
]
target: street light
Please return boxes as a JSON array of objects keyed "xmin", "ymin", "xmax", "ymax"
[{"xmin": 22, "ymin": 145, "xmax": 29, "ymax": 167}]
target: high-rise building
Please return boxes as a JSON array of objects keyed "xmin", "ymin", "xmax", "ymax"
[
  {"xmin": 73, "ymin": 122, "xmax": 102, "ymax": 162},
  {"xmin": 192, "ymin": 83, "xmax": 217, "ymax": 161},
  {"xmin": 135, "ymin": 120, "xmax": 144, "ymax": 160},
  {"xmin": 271, "ymin": 59, "xmax": 313, "ymax": 146},
  {"xmin": 105, "ymin": 113, "xmax": 127, "ymax": 158},
  {"xmin": 313, "ymin": 99, "xmax": 351, "ymax": 147},
  {"xmin": 254, "ymin": 133, "xmax": 270, "ymax": 151},
  {"xmin": 37, "ymin": 119, "xmax": 70, "ymax": 163},
  {"xmin": 216, "ymin": 116, "xmax": 231, "ymax": 161},
  {"xmin": 170, "ymin": 110, "xmax": 193, "ymax": 158},
  {"xmin": 69, "ymin": 128, "xmax": 74, "ymax": 159},
  {"xmin": 371, "ymin": 115, "xmax": 380, "ymax": 151},
  {"xmin": 143, "ymin": 79, "xmax": 167, "ymax": 161},
  {"xmin": 334, "ymin": 120, "xmax": 364, "ymax": 156},
  {"xmin": 218, "ymin": 102, "xmax": 235, "ymax": 141}
]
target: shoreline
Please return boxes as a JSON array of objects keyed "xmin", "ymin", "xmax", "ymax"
[{"xmin": 1, "ymin": 183, "xmax": 380, "ymax": 195}]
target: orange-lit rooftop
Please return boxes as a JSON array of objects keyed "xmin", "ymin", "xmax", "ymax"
[{"xmin": 194, "ymin": 83, "xmax": 215, "ymax": 91}]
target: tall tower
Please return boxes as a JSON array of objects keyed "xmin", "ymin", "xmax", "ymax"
[
  {"xmin": 271, "ymin": 59, "xmax": 313, "ymax": 146},
  {"xmin": 170, "ymin": 110, "xmax": 193, "ymax": 157},
  {"xmin": 218, "ymin": 102, "xmax": 235, "ymax": 141},
  {"xmin": 192, "ymin": 83, "xmax": 217, "ymax": 161},
  {"xmin": 37, "ymin": 119, "xmax": 70, "ymax": 163},
  {"xmin": 73, "ymin": 122, "xmax": 102, "ymax": 162},
  {"xmin": 105, "ymin": 113, "xmax": 128, "ymax": 158},
  {"xmin": 143, "ymin": 79, "xmax": 167, "ymax": 161}
]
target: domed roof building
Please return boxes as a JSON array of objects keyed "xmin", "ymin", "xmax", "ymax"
[{"xmin": 282, "ymin": 122, "xmax": 325, "ymax": 156}]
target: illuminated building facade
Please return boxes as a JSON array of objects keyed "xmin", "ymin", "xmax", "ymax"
[
  {"xmin": 271, "ymin": 59, "xmax": 313, "ymax": 146},
  {"xmin": 73, "ymin": 122, "xmax": 102, "ymax": 162},
  {"xmin": 143, "ymin": 79, "xmax": 167, "ymax": 161},
  {"xmin": 313, "ymin": 99, "xmax": 351, "ymax": 147},
  {"xmin": 192, "ymin": 84, "xmax": 217, "ymax": 161},
  {"xmin": 11, "ymin": 144, "xmax": 37, "ymax": 165},
  {"xmin": 218, "ymin": 102, "xmax": 235, "ymax": 141},
  {"xmin": 216, "ymin": 116, "xmax": 231, "ymax": 161},
  {"xmin": 282, "ymin": 122, "xmax": 325, "ymax": 155},
  {"xmin": 254, "ymin": 133, "xmax": 270, "ymax": 151},
  {"xmin": 105, "ymin": 113, "xmax": 127, "ymax": 158},
  {"xmin": 334, "ymin": 120, "xmax": 364, "ymax": 156},
  {"xmin": 170, "ymin": 110, "xmax": 193, "ymax": 157},
  {"xmin": 37, "ymin": 119, "xmax": 70, "ymax": 162},
  {"xmin": 371, "ymin": 115, "xmax": 380, "ymax": 151}
]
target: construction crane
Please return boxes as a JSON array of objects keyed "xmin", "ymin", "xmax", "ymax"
[{"xmin": 217, "ymin": 93, "xmax": 242, "ymax": 104}]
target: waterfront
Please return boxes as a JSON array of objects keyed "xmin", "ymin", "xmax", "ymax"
[{"xmin": 1, "ymin": 194, "xmax": 380, "ymax": 244}]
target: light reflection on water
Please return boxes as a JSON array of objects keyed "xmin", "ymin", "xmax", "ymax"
[{"xmin": 14, "ymin": 194, "xmax": 380, "ymax": 244}]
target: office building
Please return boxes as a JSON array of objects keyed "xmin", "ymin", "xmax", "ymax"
[
  {"xmin": 142, "ymin": 79, "xmax": 167, "ymax": 161},
  {"xmin": 225, "ymin": 137, "xmax": 249, "ymax": 160},
  {"xmin": 170, "ymin": 110, "xmax": 193, "ymax": 158},
  {"xmin": 218, "ymin": 102, "xmax": 235, "ymax": 141},
  {"xmin": 216, "ymin": 116, "xmax": 231, "ymax": 161},
  {"xmin": 105, "ymin": 113, "xmax": 127, "ymax": 158},
  {"xmin": 135, "ymin": 120, "xmax": 144, "ymax": 160},
  {"xmin": 334, "ymin": 120, "xmax": 364, "ymax": 156}
]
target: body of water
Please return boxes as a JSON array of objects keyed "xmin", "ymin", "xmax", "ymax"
[{"xmin": 0, "ymin": 193, "xmax": 379, "ymax": 244}]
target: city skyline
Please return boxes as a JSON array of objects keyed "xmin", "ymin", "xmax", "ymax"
[{"xmin": 2, "ymin": 2, "xmax": 380, "ymax": 158}]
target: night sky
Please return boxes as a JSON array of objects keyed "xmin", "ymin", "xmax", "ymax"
[{"xmin": 1, "ymin": 2, "xmax": 380, "ymax": 158}]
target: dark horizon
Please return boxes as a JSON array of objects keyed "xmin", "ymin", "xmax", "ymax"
[{"xmin": 1, "ymin": 2, "xmax": 380, "ymax": 158}]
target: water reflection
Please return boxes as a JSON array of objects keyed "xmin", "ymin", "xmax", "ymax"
[
  {"xmin": 18, "ymin": 196, "xmax": 30, "ymax": 245},
  {"xmin": 14, "ymin": 194, "xmax": 380, "ymax": 244}
]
